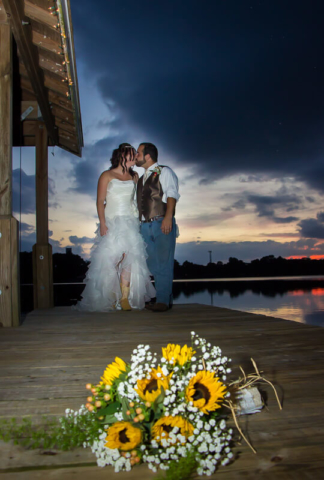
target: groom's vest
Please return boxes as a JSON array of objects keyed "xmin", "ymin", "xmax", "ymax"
[{"xmin": 137, "ymin": 166, "xmax": 167, "ymax": 221}]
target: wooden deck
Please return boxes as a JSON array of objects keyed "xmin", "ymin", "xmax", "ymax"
[{"xmin": 0, "ymin": 304, "xmax": 324, "ymax": 479}]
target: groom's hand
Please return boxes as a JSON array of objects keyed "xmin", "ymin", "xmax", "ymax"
[{"xmin": 161, "ymin": 216, "xmax": 173, "ymax": 235}]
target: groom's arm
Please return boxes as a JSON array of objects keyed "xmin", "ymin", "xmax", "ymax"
[
  {"xmin": 160, "ymin": 167, "xmax": 179, "ymax": 235},
  {"xmin": 161, "ymin": 197, "xmax": 177, "ymax": 235}
]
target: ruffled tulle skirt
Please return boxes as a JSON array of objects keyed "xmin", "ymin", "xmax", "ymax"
[{"xmin": 73, "ymin": 215, "xmax": 156, "ymax": 311}]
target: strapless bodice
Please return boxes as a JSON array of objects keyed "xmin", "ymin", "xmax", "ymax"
[{"xmin": 105, "ymin": 179, "xmax": 138, "ymax": 219}]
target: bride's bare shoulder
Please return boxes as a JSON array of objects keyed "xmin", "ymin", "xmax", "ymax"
[{"xmin": 98, "ymin": 170, "xmax": 112, "ymax": 182}]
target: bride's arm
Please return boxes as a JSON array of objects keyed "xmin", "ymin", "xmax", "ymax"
[{"xmin": 97, "ymin": 172, "xmax": 110, "ymax": 236}]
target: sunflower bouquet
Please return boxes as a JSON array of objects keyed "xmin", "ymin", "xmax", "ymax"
[{"xmin": 79, "ymin": 332, "xmax": 238, "ymax": 475}]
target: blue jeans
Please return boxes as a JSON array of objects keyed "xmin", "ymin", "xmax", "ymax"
[{"xmin": 140, "ymin": 217, "xmax": 176, "ymax": 305}]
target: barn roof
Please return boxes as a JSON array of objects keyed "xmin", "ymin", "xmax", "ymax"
[{"xmin": 1, "ymin": 0, "xmax": 83, "ymax": 156}]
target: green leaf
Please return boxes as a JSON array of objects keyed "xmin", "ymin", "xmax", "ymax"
[
  {"xmin": 153, "ymin": 386, "xmax": 165, "ymax": 407},
  {"xmin": 98, "ymin": 402, "xmax": 120, "ymax": 416},
  {"xmin": 121, "ymin": 397, "xmax": 129, "ymax": 421},
  {"xmin": 153, "ymin": 407, "xmax": 164, "ymax": 421},
  {"xmin": 104, "ymin": 414, "xmax": 118, "ymax": 424}
]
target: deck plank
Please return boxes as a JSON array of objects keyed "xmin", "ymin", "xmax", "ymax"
[{"xmin": 0, "ymin": 304, "xmax": 324, "ymax": 479}]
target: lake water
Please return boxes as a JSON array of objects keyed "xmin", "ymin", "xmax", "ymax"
[
  {"xmin": 172, "ymin": 277, "xmax": 324, "ymax": 327},
  {"xmin": 21, "ymin": 276, "xmax": 324, "ymax": 327}
]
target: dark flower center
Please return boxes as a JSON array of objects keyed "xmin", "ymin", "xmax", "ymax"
[
  {"xmin": 162, "ymin": 425, "xmax": 173, "ymax": 433},
  {"xmin": 192, "ymin": 382, "xmax": 210, "ymax": 403},
  {"xmin": 144, "ymin": 378, "xmax": 158, "ymax": 394},
  {"xmin": 119, "ymin": 428, "xmax": 130, "ymax": 444}
]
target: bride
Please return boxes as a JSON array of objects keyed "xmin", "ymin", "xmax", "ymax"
[{"xmin": 74, "ymin": 143, "xmax": 156, "ymax": 311}]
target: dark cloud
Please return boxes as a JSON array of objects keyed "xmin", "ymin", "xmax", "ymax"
[
  {"xmin": 20, "ymin": 222, "xmax": 35, "ymax": 234},
  {"xmin": 181, "ymin": 211, "xmax": 237, "ymax": 228},
  {"xmin": 298, "ymin": 211, "xmax": 324, "ymax": 239},
  {"xmin": 176, "ymin": 238, "xmax": 324, "ymax": 265},
  {"xmin": 272, "ymin": 216, "xmax": 299, "ymax": 224},
  {"xmin": 72, "ymin": 0, "xmax": 324, "ymax": 191},
  {"xmin": 69, "ymin": 235, "xmax": 95, "ymax": 245},
  {"xmin": 316, "ymin": 212, "xmax": 324, "ymax": 222},
  {"xmin": 13, "ymin": 169, "xmax": 35, "ymax": 214},
  {"xmin": 18, "ymin": 222, "xmax": 63, "ymax": 253},
  {"xmin": 13, "ymin": 169, "xmax": 56, "ymax": 215},
  {"xmin": 232, "ymin": 199, "xmax": 246, "ymax": 210},
  {"xmin": 19, "ymin": 222, "xmax": 36, "ymax": 252},
  {"xmin": 259, "ymin": 233, "xmax": 300, "ymax": 238},
  {"xmin": 246, "ymin": 194, "xmax": 302, "ymax": 218},
  {"xmin": 224, "ymin": 190, "xmax": 304, "ymax": 224},
  {"xmin": 69, "ymin": 134, "xmax": 129, "ymax": 197},
  {"xmin": 49, "ymin": 238, "xmax": 65, "ymax": 252}
]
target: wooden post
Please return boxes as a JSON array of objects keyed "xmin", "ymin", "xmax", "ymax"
[
  {"xmin": 32, "ymin": 121, "xmax": 54, "ymax": 309},
  {"xmin": 0, "ymin": 24, "xmax": 20, "ymax": 327}
]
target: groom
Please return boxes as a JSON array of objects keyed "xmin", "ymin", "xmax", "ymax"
[{"xmin": 135, "ymin": 143, "xmax": 180, "ymax": 312}]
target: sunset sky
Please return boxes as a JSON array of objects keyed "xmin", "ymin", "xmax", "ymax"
[{"xmin": 13, "ymin": 0, "xmax": 324, "ymax": 265}]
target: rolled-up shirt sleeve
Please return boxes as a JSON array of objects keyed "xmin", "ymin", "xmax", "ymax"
[{"xmin": 160, "ymin": 167, "xmax": 180, "ymax": 203}]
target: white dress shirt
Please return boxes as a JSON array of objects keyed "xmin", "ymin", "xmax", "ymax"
[{"xmin": 142, "ymin": 163, "xmax": 180, "ymax": 203}]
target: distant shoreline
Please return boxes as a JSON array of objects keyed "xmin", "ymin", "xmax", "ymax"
[{"xmin": 20, "ymin": 275, "xmax": 324, "ymax": 286}]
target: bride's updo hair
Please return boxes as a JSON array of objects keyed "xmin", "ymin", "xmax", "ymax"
[{"xmin": 109, "ymin": 143, "xmax": 136, "ymax": 177}]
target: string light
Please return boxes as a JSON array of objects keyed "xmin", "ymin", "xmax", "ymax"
[{"xmin": 48, "ymin": 0, "xmax": 74, "ymax": 101}]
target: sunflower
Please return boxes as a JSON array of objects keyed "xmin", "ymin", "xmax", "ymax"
[
  {"xmin": 100, "ymin": 357, "xmax": 127, "ymax": 386},
  {"xmin": 185, "ymin": 370, "xmax": 226, "ymax": 414},
  {"xmin": 134, "ymin": 366, "xmax": 171, "ymax": 403},
  {"xmin": 105, "ymin": 421, "xmax": 142, "ymax": 451},
  {"xmin": 151, "ymin": 416, "xmax": 194, "ymax": 444},
  {"xmin": 162, "ymin": 344, "xmax": 196, "ymax": 366}
]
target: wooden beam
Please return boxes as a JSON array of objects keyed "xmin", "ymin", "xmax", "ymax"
[
  {"xmin": 32, "ymin": 243, "xmax": 54, "ymax": 309},
  {"xmin": 20, "ymin": 74, "xmax": 34, "ymax": 94},
  {"xmin": 0, "ymin": 24, "xmax": 20, "ymax": 327},
  {"xmin": 32, "ymin": 29, "xmax": 61, "ymax": 54},
  {"xmin": 0, "ymin": 23, "xmax": 12, "ymax": 215},
  {"xmin": 2, "ymin": 0, "xmax": 58, "ymax": 144},
  {"xmin": 17, "ymin": 136, "xmax": 35, "ymax": 146},
  {"xmin": 25, "ymin": 0, "xmax": 58, "ymax": 31},
  {"xmin": 35, "ymin": 121, "xmax": 49, "ymax": 244},
  {"xmin": 21, "ymin": 99, "xmax": 39, "ymax": 119},
  {"xmin": 21, "ymin": 88, "xmax": 36, "ymax": 101},
  {"xmin": 58, "ymin": 130, "xmax": 77, "ymax": 145},
  {"xmin": 48, "ymin": 90, "xmax": 73, "ymax": 112},
  {"xmin": 33, "ymin": 120, "xmax": 53, "ymax": 309},
  {"xmin": 39, "ymin": 51, "xmax": 66, "ymax": 78},
  {"xmin": 0, "ymin": 217, "xmax": 20, "ymax": 326},
  {"xmin": 51, "ymin": 105, "xmax": 74, "ymax": 124},
  {"xmin": 55, "ymin": 117, "xmax": 76, "ymax": 135},
  {"xmin": 20, "ymin": 60, "xmax": 69, "ymax": 97},
  {"xmin": 59, "ymin": 136, "xmax": 80, "ymax": 156},
  {"xmin": 0, "ymin": 0, "xmax": 9, "ymax": 25},
  {"xmin": 22, "ymin": 119, "xmax": 36, "ymax": 136},
  {"xmin": 20, "ymin": 51, "xmax": 67, "ymax": 81},
  {"xmin": 44, "ymin": 73, "xmax": 69, "ymax": 96}
]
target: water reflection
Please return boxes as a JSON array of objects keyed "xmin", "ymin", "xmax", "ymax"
[
  {"xmin": 172, "ymin": 279, "xmax": 324, "ymax": 327},
  {"xmin": 20, "ymin": 278, "xmax": 324, "ymax": 327}
]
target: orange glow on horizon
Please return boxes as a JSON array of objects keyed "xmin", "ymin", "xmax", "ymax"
[
  {"xmin": 311, "ymin": 288, "xmax": 324, "ymax": 296},
  {"xmin": 290, "ymin": 290, "xmax": 306, "ymax": 296},
  {"xmin": 286, "ymin": 255, "xmax": 324, "ymax": 260},
  {"xmin": 290, "ymin": 288, "xmax": 324, "ymax": 297}
]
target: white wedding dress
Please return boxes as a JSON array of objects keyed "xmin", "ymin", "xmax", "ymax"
[{"xmin": 74, "ymin": 179, "xmax": 156, "ymax": 311}]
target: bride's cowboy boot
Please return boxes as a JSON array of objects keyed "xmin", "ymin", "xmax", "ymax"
[{"xmin": 120, "ymin": 284, "xmax": 131, "ymax": 311}]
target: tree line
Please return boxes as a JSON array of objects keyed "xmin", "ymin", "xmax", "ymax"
[{"xmin": 20, "ymin": 252, "xmax": 324, "ymax": 284}]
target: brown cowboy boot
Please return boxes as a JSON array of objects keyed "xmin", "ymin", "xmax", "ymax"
[{"xmin": 120, "ymin": 284, "xmax": 131, "ymax": 311}]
